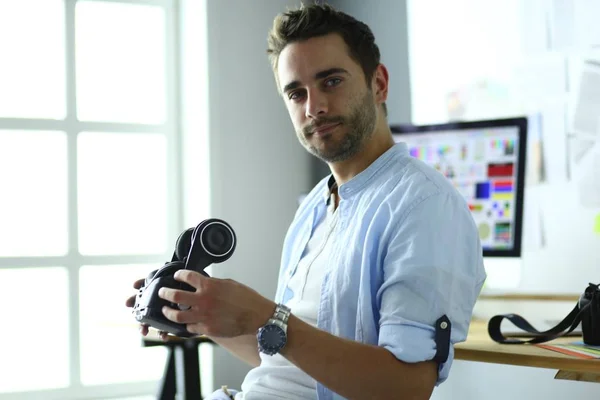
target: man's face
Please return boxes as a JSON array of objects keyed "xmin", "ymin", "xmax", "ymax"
[{"xmin": 277, "ymin": 33, "xmax": 377, "ymax": 163}]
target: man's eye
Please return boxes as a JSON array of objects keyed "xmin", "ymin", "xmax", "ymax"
[
  {"xmin": 289, "ymin": 91, "xmax": 303, "ymax": 101},
  {"xmin": 325, "ymin": 78, "xmax": 342, "ymax": 87}
]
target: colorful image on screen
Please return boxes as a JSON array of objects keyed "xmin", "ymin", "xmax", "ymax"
[{"xmin": 393, "ymin": 126, "xmax": 520, "ymax": 251}]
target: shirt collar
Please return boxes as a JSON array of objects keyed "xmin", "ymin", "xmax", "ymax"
[{"xmin": 321, "ymin": 142, "xmax": 409, "ymax": 203}]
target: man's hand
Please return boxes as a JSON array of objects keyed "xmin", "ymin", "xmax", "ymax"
[
  {"xmin": 158, "ymin": 270, "xmax": 276, "ymax": 338},
  {"xmin": 124, "ymin": 277, "xmax": 168, "ymax": 340}
]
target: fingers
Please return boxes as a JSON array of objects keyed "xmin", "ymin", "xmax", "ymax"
[
  {"xmin": 125, "ymin": 295, "xmax": 137, "ymax": 308},
  {"xmin": 185, "ymin": 324, "xmax": 204, "ymax": 336},
  {"xmin": 140, "ymin": 324, "xmax": 171, "ymax": 341},
  {"xmin": 130, "ymin": 274, "xmax": 209, "ymax": 338},
  {"xmin": 158, "ymin": 287, "xmax": 198, "ymax": 307},
  {"xmin": 140, "ymin": 324, "xmax": 168, "ymax": 340},
  {"xmin": 173, "ymin": 269, "xmax": 206, "ymax": 289},
  {"xmin": 126, "ymin": 278, "xmax": 145, "ymax": 307},
  {"xmin": 162, "ymin": 305, "xmax": 204, "ymax": 324},
  {"xmin": 129, "ymin": 277, "xmax": 176, "ymax": 340}
]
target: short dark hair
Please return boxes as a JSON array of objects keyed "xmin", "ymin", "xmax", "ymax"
[{"xmin": 267, "ymin": 3, "xmax": 387, "ymax": 115}]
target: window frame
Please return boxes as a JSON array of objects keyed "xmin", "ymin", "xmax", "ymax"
[{"xmin": 0, "ymin": 0, "xmax": 186, "ymax": 398}]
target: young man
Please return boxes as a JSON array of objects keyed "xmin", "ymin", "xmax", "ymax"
[{"xmin": 126, "ymin": 4, "xmax": 486, "ymax": 400}]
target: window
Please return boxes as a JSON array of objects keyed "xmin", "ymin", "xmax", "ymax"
[{"xmin": 0, "ymin": 0, "xmax": 185, "ymax": 398}]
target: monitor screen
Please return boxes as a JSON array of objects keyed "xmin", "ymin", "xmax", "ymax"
[{"xmin": 391, "ymin": 117, "xmax": 528, "ymax": 257}]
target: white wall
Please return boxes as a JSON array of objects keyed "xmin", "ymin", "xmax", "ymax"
[{"xmin": 203, "ymin": 0, "xmax": 312, "ymax": 392}]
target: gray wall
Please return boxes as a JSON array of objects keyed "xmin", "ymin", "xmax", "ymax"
[
  {"xmin": 205, "ymin": 0, "xmax": 312, "ymax": 391},
  {"xmin": 328, "ymin": 0, "xmax": 412, "ymax": 125}
]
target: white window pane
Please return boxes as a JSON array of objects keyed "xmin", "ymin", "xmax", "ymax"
[
  {"xmin": 75, "ymin": 1, "xmax": 167, "ymax": 124},
  {"xmin": 0, "ymin": 267, "xmax": 69, "ymax": 393},
  {"xmin": 77, "ymin": 132, "xmax": 168, "ymax": 255},
  {"xmin": 79, "ymin": 264, "xmax": 167, "ymax": 385},
  {"xmin": 0, "ymin": 131, "xmax": 68, "ymax": 256},
  {"xmin": 0, "ymin": 0, "xmax": 66, "ymax": 119}
]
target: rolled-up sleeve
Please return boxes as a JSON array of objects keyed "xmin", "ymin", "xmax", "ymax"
[{"xmin": 377, "ymin": 191, "xmax": 486, "ymax": 385}]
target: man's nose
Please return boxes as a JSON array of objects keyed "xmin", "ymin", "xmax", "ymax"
[{"xmin": 305, "ymin": 90, "xmax": 328, "ymax": 119}]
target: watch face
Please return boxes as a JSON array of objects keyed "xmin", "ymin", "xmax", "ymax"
[{"xmin": 258, "ymin": 324, "xmax": 286, "ymax": 355}]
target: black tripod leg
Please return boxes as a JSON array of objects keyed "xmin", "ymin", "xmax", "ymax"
[
  {"xmin": 157, "ymin": 347, "xmax": 177, "ymax": 400},
  {"xmin": 174, "ymin": 340, "xmax": 202, "ymax": 400}
]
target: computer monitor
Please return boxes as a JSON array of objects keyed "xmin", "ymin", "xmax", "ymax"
[{"xmin": 391, "ymin": 117, "xmax": 528, "ymax": 258}]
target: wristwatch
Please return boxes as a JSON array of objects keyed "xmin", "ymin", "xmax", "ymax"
[{"xmin": 257, "ymin": 303, "xmax": 291, "ymax": 355}]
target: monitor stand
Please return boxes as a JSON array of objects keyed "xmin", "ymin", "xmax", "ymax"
[{"xmin": 481, "ymin": 257, "xmax": 522, "ymax": 292}]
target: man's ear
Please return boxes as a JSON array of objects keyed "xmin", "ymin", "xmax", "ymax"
[{"xmin": 371, "ymin": 63, "xmax": 389, "ymax": 106}]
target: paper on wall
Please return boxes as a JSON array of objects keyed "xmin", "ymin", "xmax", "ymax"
[
  {"xmin": 525, "ymin": 114, "xmax": 546, "ymax": 186},
  {"xmin": 571, "ymin": 140, "xmax": 600, "ymax": 208},
  {"xmin": 508, "ymin": 55, "xmax": 569, "ymax": 185},
  {"xmin": 511, "ymin": 53, "xmax": 568, "ymax": 108},
  {"xmin": 540, "ymin": 103, "xmax": 569, "ymax": 183},
  {"xmin": 572, "ymin": 0, "xmax": 600, "ymax": 50},
  {"xmin": 523, "ymin": 186, "xmax": 545, "ymax": 250},
  {"xmin": 571, "ymin": 61, "xmax": 600, "ymax": 136},
  {"xmin": 517, "ymin": 0, "xmax": 550, "ymax": 55},
  {"xmin": 445, "ymin": 79, "xmax": 519, "ymax": 122},
  {"xmin": 548, "ymin": 0, "xmax": 600, "ymax": 51},
  {"xmin": 567, "ymin": 134, "xmax": 594, "ymax": 181},
  {"xmin": 548, "ymin": 0, "xmax": 575, "ymax": 51}
]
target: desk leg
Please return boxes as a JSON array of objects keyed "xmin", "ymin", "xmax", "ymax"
[
  {"xmin": 174, "ymin": 340, "xmax": 202, "ymax": 400},
  {"xmin": 157, "ymin": 349, "xmax": 176, "ymax": 400},
  {"xmin": 555, "ymin": 370, "xmax": 600, "ymax": 383}
]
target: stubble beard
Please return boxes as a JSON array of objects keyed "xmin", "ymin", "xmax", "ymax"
[{"xmin": 298, "ymin": 90, "xmax": 377, "ymax": 163}]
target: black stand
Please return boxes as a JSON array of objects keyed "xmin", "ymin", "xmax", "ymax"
[{"xmin": 143, "ymin": 336, "xmax": 214, "ymax": 400}]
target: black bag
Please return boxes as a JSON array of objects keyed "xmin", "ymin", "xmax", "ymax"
[{"xmin": 488, "ymin": 282, "xmax": 600, "ymax": 345}]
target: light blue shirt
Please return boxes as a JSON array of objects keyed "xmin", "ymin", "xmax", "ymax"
[{"xmin": 274, "ymin": 142, "xmax": 486, "ymax": 400}]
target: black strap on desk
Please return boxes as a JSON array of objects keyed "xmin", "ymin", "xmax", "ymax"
[
  {"xmin": 487, "ymin": 303, "xmax": 585, "ymax": 344},
  {"xmin": 433, "ymin": 315, "xmax": 451, "ymax": 364}
]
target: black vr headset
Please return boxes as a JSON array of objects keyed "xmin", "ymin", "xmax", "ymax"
[{"xmin": 132, "ymin": 219, "xmax": 236, "ymax": 337}]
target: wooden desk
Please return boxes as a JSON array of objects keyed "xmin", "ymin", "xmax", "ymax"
[{"xmin": 455, "ymin": 320, "xmax": 600, "ymax": 383}]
